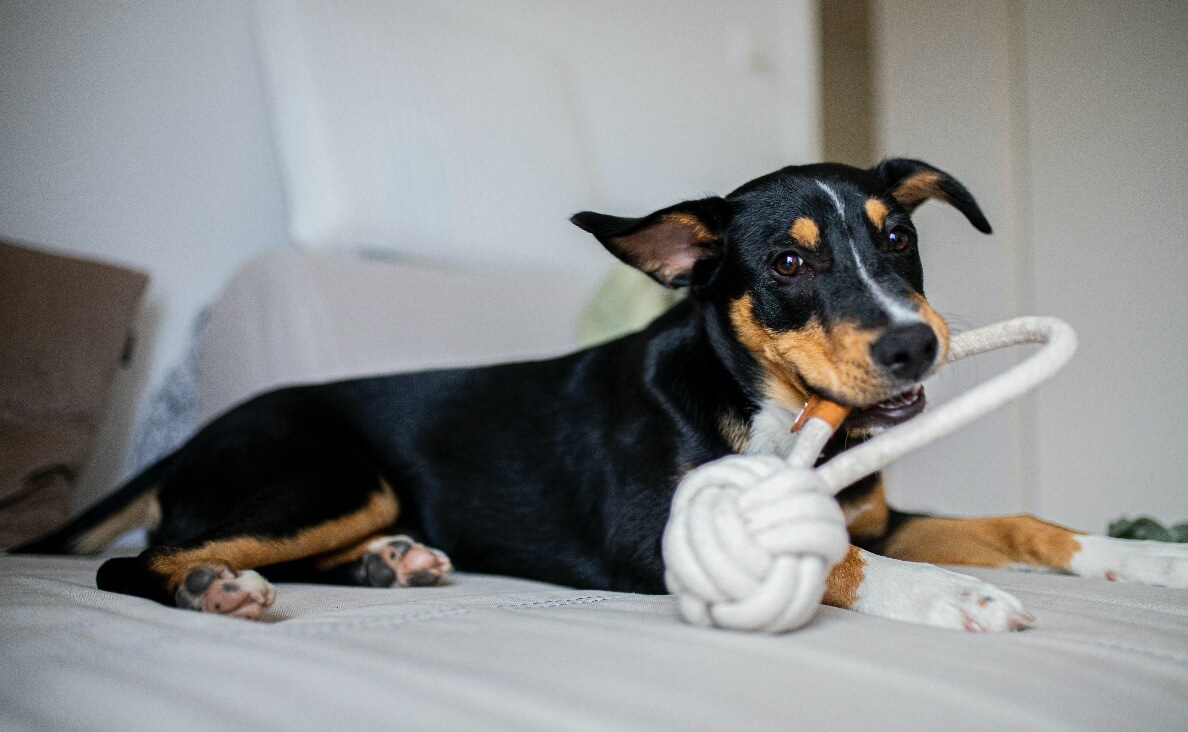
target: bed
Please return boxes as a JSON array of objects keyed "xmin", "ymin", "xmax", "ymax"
[
  {"xmin": 3, "ymin": 551, "xmax": 1186, "ymax": 729},
  {"xmin": 3, "ymin": 252, "xmax": 1185, "ymax": 730}
]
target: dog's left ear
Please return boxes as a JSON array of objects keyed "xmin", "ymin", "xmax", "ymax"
[
  {"xmin": 571, "ymin": 197, "xmax": 730, "ymax": 288},
  {"xmin": 874, "ymin": 158, "xmax": 993, "ymax": 234}
]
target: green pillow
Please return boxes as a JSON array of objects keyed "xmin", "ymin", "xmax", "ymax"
[
  {"xmin": 579, "ymin": 264, "xmax": 685, "ymax": 347},
  {"xmin": 1108, "ymin": 516, "xmax": 1188, "ymax": 542}
]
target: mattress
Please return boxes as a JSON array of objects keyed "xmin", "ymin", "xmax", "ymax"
[{"xmin": 2, "ymin": 552, "xmax": 1185, "ymax": 730}]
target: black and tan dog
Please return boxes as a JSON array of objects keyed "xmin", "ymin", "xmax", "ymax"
[{"xmin": 17, "ymin": 160, "xmax": 1188, "ymax": 628}]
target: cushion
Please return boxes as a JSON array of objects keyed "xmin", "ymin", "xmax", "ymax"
[
  {"xmin": 0, "ymin": 240, "xmax": 147, "ymax": 547},
  {"xmin": 197, "ymin": 252, "xmax": 594, "ymax": 421}
]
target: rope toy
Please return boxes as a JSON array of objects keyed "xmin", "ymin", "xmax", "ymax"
[{"xmin": 662, "ymin": 316, "xmax": 1078, "ymax": 633}]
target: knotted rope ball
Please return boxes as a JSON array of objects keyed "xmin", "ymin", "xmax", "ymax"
[
  {"xmin": 662, "ymin": 317, "xmax": 1079, "ymax": 634},
  {"xmin": 662, "ymin": 455, "xmax": 850, "ymax": 633}
]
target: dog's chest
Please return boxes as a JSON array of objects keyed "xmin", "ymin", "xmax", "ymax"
[{"xmin": 742, "ymin": 399, "xmax": 803, "ymax": 458}]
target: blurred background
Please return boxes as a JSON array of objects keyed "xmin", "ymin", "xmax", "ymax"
[{"xmin": 0, "ymin": 0, "xmax": 1184, "ymax": 534}]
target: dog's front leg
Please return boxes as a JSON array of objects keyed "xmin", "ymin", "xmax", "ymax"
[{"xmin": 823, "ymin": 546, "xmax": 1034, "ymax": 632}]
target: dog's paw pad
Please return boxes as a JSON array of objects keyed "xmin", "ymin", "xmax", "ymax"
[
  {"xmin": 362, "ymin": 535, "xmax": 453, "ymax": 588},
  {"xmin": 176, "ymin": 566, "xmax": 276, "ymax": 619},
  {"xmin": 1071, "ymin": 536, "xmax": 1188, "ymax": 588}
]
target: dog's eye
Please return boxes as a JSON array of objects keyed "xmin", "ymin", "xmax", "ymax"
[
  {"xmin": 772, "ymin": 251, "xmax": 803, "ymax": 277},
  {"xmin": 887, "ymin": 226, "xmax": 916, "ymax": 252}
]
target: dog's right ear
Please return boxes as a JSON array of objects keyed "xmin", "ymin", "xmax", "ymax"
[{"xmin": 571, "ymin": 197, "xmax": 730, "ymax": 288}]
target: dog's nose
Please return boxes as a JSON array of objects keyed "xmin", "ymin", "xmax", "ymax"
[{"xmin": 871, "ymin": 323, "xmax": 939, "ymax": 382}]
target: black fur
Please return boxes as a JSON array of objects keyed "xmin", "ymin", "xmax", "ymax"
[{"xmin": 13, "ymin": 160, "xmax": 990, "ymax": 604}]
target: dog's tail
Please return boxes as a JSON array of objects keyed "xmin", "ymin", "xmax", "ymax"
[{"xmin": 7, "ymin": 455, "xmax": 173, "ymax": 555}]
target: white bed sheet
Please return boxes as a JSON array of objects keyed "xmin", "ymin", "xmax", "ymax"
[{"xmin": 2, "ymin": 552, "xmax": 1186, "ymax": 730}]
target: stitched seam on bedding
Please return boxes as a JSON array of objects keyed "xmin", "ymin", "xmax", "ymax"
[
  {"xmin": 1011, "ymin": 585, "xmax": 1188, "ymax": 618},
  {"xmin": 1017, "ymin": 632, "xmax": 1188, "ymax": 667},
  {"xmin": 6, "ymin": 595, "xmax": 629, "ymax": 662},
  {"xmin": 269, "ymin": 594, "xmax": 620, "ymax": 634}
]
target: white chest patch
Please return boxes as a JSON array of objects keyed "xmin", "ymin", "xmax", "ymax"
[{"xmin": 744, "ymin": 399, "xmax": 802, "ymax": 459}]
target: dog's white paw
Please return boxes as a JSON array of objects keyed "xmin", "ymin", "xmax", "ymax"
[
  {"xmin": 175, "ymin": 566, "xmax": 276, "ymax": 620},
  {"xmin": 853, "ymin": 553, "xmax": 1034, "ymax": 632},
  {"xmin": 1069, "ymin": 535, "xmax": 1188, "ymax": 588}
]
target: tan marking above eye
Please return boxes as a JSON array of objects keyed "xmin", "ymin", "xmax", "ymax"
[
  {"xmin": 788, "ymin": 217, "xmax": 820, "ymax": 249},
  {"xmin": 864, "ymin": 198, "xmax": 889, "ymax": 229}
]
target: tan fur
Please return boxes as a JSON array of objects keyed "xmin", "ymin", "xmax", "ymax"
[
  {"xmin": 151, "ymin": 480, "xmax": 399, "ymax": 592},
  {"xmin": 889, "ymin": 170, "xmax": 949, "ymax": 210},
  {"xmin": 717, "ymin": 410, "xmax": 752, "ymax": 453},
  {"xmin": 823, "ymin": 545, "xmax": 865, "ymax": 609},
  {"xmin": 613, "ymin": 212, "xmax": 716, "ymax": 285},
  {"xmin": 729, "ymin": 295, "xmax": 889, "ymax": 408},
  {"xmin": 841, "ymin": 476, "xmax": 889, "ymax": 542},
  {"xmin": 864, "ymin": 198, "xmax": 889, "ymax": 229},
  {"xmin": 663, "ymin": 211, "xmax": 715, "ymax": 242},
  {"xmin": 72, "ymin": 489, "xmax": 161, "ymax": 555},
  {"xmin": 309, "ymin": 534, "xmax": 389, "ymax": 571},
  {"xmin": 909, "ymin": 293, "xmax": 951, "ymax": 365},
  {"xmin": 792, "ymin": 394, "xmax": 851, "ymax": 432},
  {"xmin": 880, "ymin": 514, "xmax": 1085, "ymax": 569},
  {"xmin": 788, "ymin": 217, "xmax": 820, "ymax": 249}
]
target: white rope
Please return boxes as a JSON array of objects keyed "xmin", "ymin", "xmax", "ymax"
[{"xmin": 662, "ymin": 316, "xmax": 1078, "ymax": 633}]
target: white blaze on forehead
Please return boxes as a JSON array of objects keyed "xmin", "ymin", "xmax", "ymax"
[
  {"xmin": 815, "ymin": 180, "xmax": 846, "ymax": 218},
  {"xmin": 848, "ymin": 240, "xmax": 920, "ymax": 323},
  {"xmin": 815, "ymin": 181, "xmax": 920, "ymax": 324}
]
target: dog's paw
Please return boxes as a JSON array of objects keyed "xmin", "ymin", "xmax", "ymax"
[
  {"xmin": 853, "ymin": 554, "xmax": 1034, "ymax": 632},
  {"xmin": 360, "ymin": 535, "xmax": 453, "ymax": 588},
  {"xmin": 175, "ymin": 566, "xmax": 276, "ymax": 619},
  {"xmin": 1069, "ymin": 535, "xmax": 1188, "ymax": 588}
]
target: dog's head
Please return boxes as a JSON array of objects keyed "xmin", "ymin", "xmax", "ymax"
[{"xmin": 572, "ymin": 159, "xmax": 991, "ymax": 431}]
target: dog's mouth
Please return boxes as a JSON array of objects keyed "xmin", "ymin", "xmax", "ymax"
[{"xmin": 843, "ymin": 385, "xmax": 926, "ymax": 431}]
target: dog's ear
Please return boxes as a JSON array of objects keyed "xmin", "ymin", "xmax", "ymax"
[
  {"xmin": 874, "ymin": 158, "xmax": 992, "ymax": 234},
  {"xmin": 571, "ymin": 197, "xmax": 730, "ymax": 288}
]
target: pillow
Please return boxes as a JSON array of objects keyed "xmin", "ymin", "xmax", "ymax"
[
  {"xmin": 0, "ymin": 240, "xmax": 147, "ymax": 547},
  {"xmin": 578, "ymin": 264, "xmax": 685, "ymax": 347}
]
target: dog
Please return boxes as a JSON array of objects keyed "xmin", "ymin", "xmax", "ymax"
[{"xmin": 16, "ymin": 159, "xmax": 1188, "ymax": 629}]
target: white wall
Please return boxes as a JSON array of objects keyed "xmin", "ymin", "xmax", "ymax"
[
  {"xmin": 421, "ymin": 0, "xmax": 820, "ymax": 215},
  {"xmin": 0, "ymin": 1, "xmax": 292, "ymax": 506},
  {"xmin": 874, "ymin": 0, "xmax": 1188, "ymax": 530},
  {"xmin": 253, "ymin": 0, "xmax": 819, "ymax": 281},
  {"xmin": 2, "ymin": 1, "xmax": 820, "ymax": 509}
]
